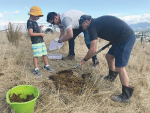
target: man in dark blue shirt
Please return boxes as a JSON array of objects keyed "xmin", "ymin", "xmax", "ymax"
[{"xmin": 79, "ymin": 15, "xmax": 136, "ymax": 103}]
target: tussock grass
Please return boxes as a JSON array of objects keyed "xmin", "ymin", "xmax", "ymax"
[
  {"xmin": 0, "ymin": 32, "xmax": 150, "ymax": 113},
  {"xmin": 24, "ymin": 24, "xmax": 30, "ymax": 39},
  {"xmin": 6, "ymin": 22, "xmax": 23, "ymax": 45}
]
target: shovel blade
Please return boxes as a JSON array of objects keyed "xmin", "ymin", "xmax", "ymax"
[{"xmin": 72, "ymin": 64, "xmax": 80, "ymax": 69}]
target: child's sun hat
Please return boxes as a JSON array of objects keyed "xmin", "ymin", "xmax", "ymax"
[{"xmin": 28, "ymin": 6, "xmax": 43, "ymax": 17}]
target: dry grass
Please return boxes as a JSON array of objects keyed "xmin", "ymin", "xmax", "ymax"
[
  {"xmin": 6, "ymin": 22, "xmax": 23, "ymax": 45},
  {"xmin": 0, "ymin": 31, "xmax": 150, "ymax": 113}
]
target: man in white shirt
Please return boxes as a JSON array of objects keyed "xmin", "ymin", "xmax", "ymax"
[{"xmin": 47, "ymin": 10, "xmax": 99, "ymax": 66}]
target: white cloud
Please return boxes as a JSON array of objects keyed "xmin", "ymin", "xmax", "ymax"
[
  {"xmin": 146, "ymin": 26, "xmax": 150, "ymax": 28},
  {"xmin": 3, "ymin": 11, "xmax": 9, "ymax": 15},
  {"xmin": 119, "ymin": 14, "xmax": 150, "ymax": 24},
  {"xmin": 0, "ymin": 13, "xmax": 3, "ymax": 18},
  {"xmin": 25, "ymin": 7, "xmax": 29, "ymax": 10},
  {"xmin": 12, "ymin": 11, "xmax": 22, "ymax": 15}
]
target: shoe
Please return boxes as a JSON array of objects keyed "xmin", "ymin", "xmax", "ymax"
[
  {"xmin": 104, "ymin": 70, "xmax": 118, "ymax": 82},
  {"xmin": 93, "ymin": 59, "xmax": 99, "ymax": 67},
  {"xmin": 43, "ymin": 65, "xmax": 53, "ymax": 72},
  {"xmin": 33, "ymin": 69, "xmax": 42, "ymax": 77},
  {"xmin": 111, "ymin": 85, "xmax": 134, "ymax": 102},
  {"xmin": 62, "ymin": 54, "xmax": 75, "ymax": 60}
]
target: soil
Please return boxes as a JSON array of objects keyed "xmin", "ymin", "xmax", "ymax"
[
  {"xmin": 49, "ymin": 69, "xmax": 99, "ymax": 95},
  {"xmin": 9, "ymin": 93, "xmax": 35, "ymax": 103},
  {"xmin": 0, "ymin": 73, "xmax": 4, "ymax": 76}
]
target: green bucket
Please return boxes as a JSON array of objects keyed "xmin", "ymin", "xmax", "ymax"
[{"xmin": 6, "ymin": 85, "xmax": 39, "ymax": 113}]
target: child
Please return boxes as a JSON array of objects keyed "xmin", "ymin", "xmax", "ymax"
[{"xmin": 27, "ymin": 6, "xmax": 53, "ymax": 76}]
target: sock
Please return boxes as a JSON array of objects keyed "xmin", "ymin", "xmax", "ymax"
[
  {"xmin": 34, "ymin": 68, "xmax": 39, "ymax": 71},
  {"xmin": 45, "ymin": 65, "xmax": 49, "ymax": 67}
]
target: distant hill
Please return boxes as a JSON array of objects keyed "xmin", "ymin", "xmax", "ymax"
[{"xmin": 129, "ymin": 22, "xmax": 150, "ymax": 30}]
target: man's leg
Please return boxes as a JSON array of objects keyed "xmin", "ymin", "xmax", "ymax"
[
  {"xmin": 116, "ymin": 67, "xmax": 129, "ymax": 86},
  {"xmin": 111, "ymin": 34, "xmax": 136, "ymax": 102},
  {"xmin": 105, "ymin": 54, "xmax": 115, "ymax": 71},
  {"xmin": 103, "ymin": 45, "xmax": 118, "ymax": 82},
  {"xmin": 63, "ymin": 29, "xmax": 81, "ymax": 60},
  {"xmin": 111, "ymin": 67, "xmax": 133, "ymax": 103},
  {"xmin": 83, "ymin": 30, "xmax": 99, "ymax": 66}
]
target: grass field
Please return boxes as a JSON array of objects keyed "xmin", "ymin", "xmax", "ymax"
[{"xmin": 0, "ymin": 32, "xmax": 150, "ymax": 113}]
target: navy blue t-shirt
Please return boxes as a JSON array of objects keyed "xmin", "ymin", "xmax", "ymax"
[
  {"xmin": 27, "ymin": 20, "xmax": 44, "ymax": 44},
  {"xmin": 88, "ymin": 16, "xmax": 134, "ymax": 44}
]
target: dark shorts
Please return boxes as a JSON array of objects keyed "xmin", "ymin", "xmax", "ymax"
[{"xmin": 108, "ymin": 34, "xmax": 136, "ymax": 67}]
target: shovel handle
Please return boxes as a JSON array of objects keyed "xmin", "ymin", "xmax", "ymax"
[
  {"xmin": 93, "ymin": 42, "xmax": 112, "ymax": 56},
  {"xmin": 72, "ymin": 42, "xmax": 112, "ymax": 69}
]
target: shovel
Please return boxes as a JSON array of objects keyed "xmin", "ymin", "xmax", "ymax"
[
  {"xmin": 72, "ymin": 63, "xmax": 80, "ymax": 69},
  {"xmin": 72, "ymin": 42, "xmax": 112, "ymax": 69}
]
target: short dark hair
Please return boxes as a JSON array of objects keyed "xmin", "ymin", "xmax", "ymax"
[{"xmin": 47, "ymin": 12, "xmax": 57, "ymax": 22}]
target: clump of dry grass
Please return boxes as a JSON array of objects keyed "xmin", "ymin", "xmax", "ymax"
[
  {"xmin": 6, "ymin": 22, "xmax": 23, "ymax": 45},
  {"xmin": 24, "ymin": 24, "xmax": 30, "ymax": 39}
]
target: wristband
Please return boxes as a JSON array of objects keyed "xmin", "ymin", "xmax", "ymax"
[
  {"xmin": 84, "ymin": 58, "xmax": 88, "ymax": 61},
  {"xmin": 58, "ymin": 39, "xmax": 61, "ymax": 43}
]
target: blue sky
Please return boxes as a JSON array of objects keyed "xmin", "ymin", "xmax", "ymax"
[{"xmin": 0, "ymin": 0, "xmax": 150, "ymax": 30}]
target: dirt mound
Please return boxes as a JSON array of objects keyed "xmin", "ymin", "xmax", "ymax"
[
  {"xmin": 9, "ymin": 93, "xmax": 35, "ymax": 103},
  {"xmin": 49, "ymin": 69, "xmax": 98, "ymax": 95}
]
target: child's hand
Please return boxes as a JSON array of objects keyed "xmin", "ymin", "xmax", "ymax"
[{"xmin": 41, "ymin": 33, "xmax": 45, "ymax": 37}]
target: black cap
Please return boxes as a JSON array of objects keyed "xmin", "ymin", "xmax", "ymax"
[{"xmin": 79, "ymin": 15, "xmax": 91, "ymax": 28}]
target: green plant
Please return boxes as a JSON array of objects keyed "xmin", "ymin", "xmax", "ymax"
[{"xmin": 6, "ymin": 22, "xmax": 23, "ymax": 45}]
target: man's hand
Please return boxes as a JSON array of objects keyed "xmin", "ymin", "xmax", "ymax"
[
  {"xmin": 41, "ymin": 33, "xmax": 45, "ymax": 37},
  {"xmin": 58, "ymin": 39, "xmax": 61, "ymax": 43},
  {"xmin": 59, "ymin": 27, "xmax": 73, "ymax": 42},
  {"xmin": 53, "ymin": 38, "xmax": 62, "ymax": 43},
  {"xmin": 80, "ymin": 59, "xmax": 86, "ymax": 66}
]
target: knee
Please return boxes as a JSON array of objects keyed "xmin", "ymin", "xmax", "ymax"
[
  {"xmin": 116, "ymin": 67, "xmax": 125, "ymax": 73},
  {"xmin": 106, "ymin": 54, "xmax": 115, "ymax": 61},
  {"xmin": 105, "ymin": 54, "xmax": 111, "ymax": 61}
]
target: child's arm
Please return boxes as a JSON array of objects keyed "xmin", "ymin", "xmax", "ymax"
[{"xmin": 28, "ymin": 28, "xmax": 45, "ymax": 37}]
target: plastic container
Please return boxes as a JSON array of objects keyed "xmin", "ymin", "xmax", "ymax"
[
  {"xmin": 47, "ymin": 53, "xmax": 62, "ymax": 59},
  {"xmin": 6, "ymin": 85, "xmax": 39, "ymax": 113}
]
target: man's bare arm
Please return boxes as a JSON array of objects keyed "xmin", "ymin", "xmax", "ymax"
[
  {"xmin": 59, "ymin": 27, "xmax": 73, "ymax": 42},
  {"xmin": 84, "ymin": 40, "xmax": 97, "ymax": 60},
  {"xmin": 80, "ymin": 40, "xmax": 97, "ymax": 65},
  {"xmin": 59, "ymin": 28, "xmax": 65, "ymax": 39}
]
